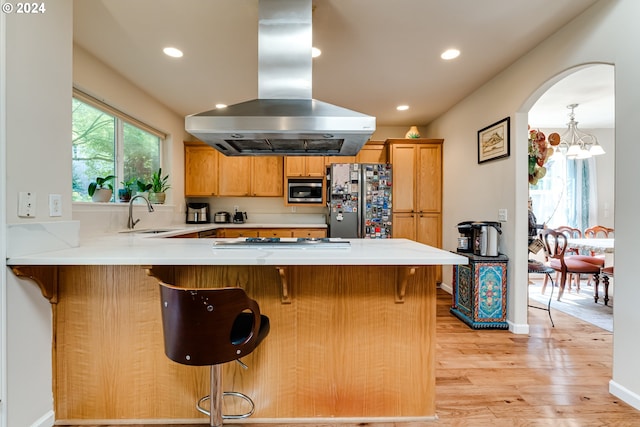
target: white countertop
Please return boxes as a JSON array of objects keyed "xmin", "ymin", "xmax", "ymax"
[{"xmin": 6, "ymin": 229, "xmax": 467, "ymax": 266}]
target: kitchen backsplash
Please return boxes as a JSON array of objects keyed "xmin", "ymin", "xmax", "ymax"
[
  {"xmin": 187, "ymin": 196, "xmax": 326, "ymax": 220},
  {"xmin": 72, "ymin": 196, "xmax": 328, "ymax": 238}
]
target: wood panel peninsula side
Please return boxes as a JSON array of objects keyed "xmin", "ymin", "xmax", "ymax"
[{"xmin": 7, "ymin": 236, "xmax": 466, "ymax": 424}]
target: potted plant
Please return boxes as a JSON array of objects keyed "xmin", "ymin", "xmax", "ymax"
[
  {"xmin": 118, "ymin": 177, "xmax": 136, "ymax": 202},
  {"xmin": 149, "ymin": 167, "xmax": 171, "ymax": 204},
  {"xmin": 88, "ymin": 175, "xmax": 115, "ymax": 202},
  {"xmin": 135, "ymin": 179, "xmax": 152, "ymax": 200}
]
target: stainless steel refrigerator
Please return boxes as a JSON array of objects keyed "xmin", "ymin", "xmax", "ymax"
[{"xmin": 328, "ymin": 163, "xmax": 392, "ymax": 238}]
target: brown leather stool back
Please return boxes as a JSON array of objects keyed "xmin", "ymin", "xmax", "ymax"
[{"xmin": 159, "ymin": 283, "xmax": 266, "ymax": 366}]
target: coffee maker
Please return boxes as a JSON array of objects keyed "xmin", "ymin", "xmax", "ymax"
[{"xmin": 457, "ymin": 221, "xmax": 502, "ymax": 256}]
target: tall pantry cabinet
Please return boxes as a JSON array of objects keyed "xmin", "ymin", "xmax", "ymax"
[{"xmin": 387, "ymin": 138, "xmax": 444, "ymax": 279}]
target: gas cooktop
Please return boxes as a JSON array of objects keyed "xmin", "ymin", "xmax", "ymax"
[{"xmin": 212, "ymin": 237, "xmax": 351, "ymax": 249}]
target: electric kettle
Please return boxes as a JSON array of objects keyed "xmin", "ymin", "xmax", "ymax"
[{"xmin": 233, "ymin": 211, "xmax": 247, "ymax": 224}]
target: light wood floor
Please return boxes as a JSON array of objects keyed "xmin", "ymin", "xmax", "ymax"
[{"xmin": 61, "ymin": 288, "xmax": 639, "ymax": 427}]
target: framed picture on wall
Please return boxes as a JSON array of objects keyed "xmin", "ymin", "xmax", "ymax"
[{"xmin": 478, "ymin": 117, "xmax": 510, "ymax": 164}]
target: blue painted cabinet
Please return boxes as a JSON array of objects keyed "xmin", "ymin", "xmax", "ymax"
[{"xmin": 451, "ymin": 253, "xmax": 508, "ymax": 329}]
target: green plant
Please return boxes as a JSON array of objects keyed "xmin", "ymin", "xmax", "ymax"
[
  {"xmin": 121, "ymin": 177, "xmax": 136, "ymax": 191},
  {"xmin": 136, "ymin": 179, "xmax": 152, "ymax": 193},
  {"xmin": 151, "ymin": 167, "xmax": 171, "ymax": 193},
  {"xmin": 88, "ymin": 175, "xmax": 115, "ymax": 197}
]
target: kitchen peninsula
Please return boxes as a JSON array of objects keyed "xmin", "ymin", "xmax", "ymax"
[{"xmin": 7, "ymin": 234, "xmax": 466, "ymax": 424}]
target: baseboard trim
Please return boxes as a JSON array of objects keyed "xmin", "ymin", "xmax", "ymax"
[
  {"xmin": 508, "ymin": 319, "xmax": 530, "ymax": 335},
  {"xmin": 31, "ymin": 410, "xmax": 54, "ymax": 427},
  {"xmin": 54, "ymin": 416, "xmax": 439, "ymax": 425},
  {"xmin": 610, "ymin": 379, "xmax": 640, "ymax": 411}
]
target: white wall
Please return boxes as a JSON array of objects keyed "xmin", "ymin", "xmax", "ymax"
[
  {"xmin": 0, "ymin": 5, "xmax": 7, "ymax": 427},
  {"xmin": 425, "ymin": 0, "xmax": 640, "ymax": 409},
  {"xmin": 73, "ymin": 45, "xmax": 187, "ymax": 220},
  {"xmin": 4, "ymin": 1, "xmax": 72, "ymax": 425}
]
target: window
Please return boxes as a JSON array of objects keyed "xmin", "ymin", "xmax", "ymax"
[
  {"xmin": 530, "ymin": 152, "xmax": 597, "ymax": 231},
  {"xmin": 72, "ymin": 89, "xmax": 164, "ymax": 202}
]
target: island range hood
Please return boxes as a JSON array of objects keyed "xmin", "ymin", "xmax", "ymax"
[{"xmin": 185, "ymin": 0, "xmax": 376, "ymax": 156}]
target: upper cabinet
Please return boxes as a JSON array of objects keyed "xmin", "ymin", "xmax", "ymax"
[
  {"xmin": 355, "ymin": 142, "xmax": 387, "ymax": 164},
  {"xmin": 285, "ymin": 156, "xmax": 326, "ymax": 177},
  {"xmin": 184, "ymin": 142, "xmax": 283, "ymax": 197},
  {"xmin": 387, "ymin": 139, "xmax": 442, "ymax": 214},
  {"xmin": 184, "ymin": 142, "xmax": 219, "ymax": 196},
  {"xmin": 217, "ymin": 156, "xmax": 284, "ymax": 196},
  {"xmin": 324, "ymin": 156, "xmax": 356, "ymax": 165},
  {"xmin": 251, "ymin": 157, "xmax": 284, "ymax": 196}
]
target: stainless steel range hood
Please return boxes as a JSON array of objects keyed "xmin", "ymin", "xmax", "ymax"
[{"xmin": 185, "ymin": 0, "xmax": 376, "ymax": 156}]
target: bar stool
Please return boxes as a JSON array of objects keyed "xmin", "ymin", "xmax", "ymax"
[
  {"xmin": 528, "ymin": 259, "xmax": 555, "ymax": 327},
  {"xmin": 158, "ymin": 282, "xmax": 270, "ymax": 427}
]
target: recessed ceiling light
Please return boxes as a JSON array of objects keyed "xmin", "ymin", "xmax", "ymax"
[
  {"xmin": 397, "ymin": 105, "xmax": 409, "ymax": 111},
  {"xmin": 312, "ymin": 47, "xmax": 322, "ymax": 58},
  {"xmin": 441, "ymin": 48, "xmax": 460, "ymax": 60},
  {"xmin": 215, "ymin": 104, "xmax": 227, "ymax": 109},
  {"xmin": 163, "ymin": 47, "xmax": 183, "ymax": 58}
]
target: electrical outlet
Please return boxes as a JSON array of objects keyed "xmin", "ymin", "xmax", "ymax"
[
  {"xmin": 233, "ymin": 205, "xmax": 239, "ymax": 212},
  {"xmin": 18, "ymin": 191, "xmax": 36, "ymax": 218},
  {"xmin": 49, "ymin": 194, "xmax": 62, "ymax": 217},
  {"xmin": 498, "ymin": 208, "xmax": 508, "ymax": 222}
]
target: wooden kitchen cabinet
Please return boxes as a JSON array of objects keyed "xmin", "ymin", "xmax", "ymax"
[
  {"xmin": 185, "ymin": 141, "xmax": 282, "ymax": 197},
  {"xmin": 324, "ymin": 155, "xmax": 356, "ymax": 165},
  {"xmin": 291, "ymin": 228, "xmax": 327, "ymax": 238},
  {"xmin": 252, "ymin": 157, "xmax": 283, "ymax": 196},
  {"xmin": 259, "ymin": 228, "xmax": 294, "ymax": 238},
  {"xmin": 218, "ymin": 156, "xmax": 283, "ymax": 196},
  {"xmin": 218, "ymin": 156, "xmax": 252, "ymax": 196},
  {"xmin": 355, "ymin": 141, "xmax": 387, "ymax": 163},
  {"xmin": 216, "ymin": 228, "xmax": 260, "ymax": 238},
  {"xmin": 285, "ymin": 156, "xmax": 326, "ymax": 177},
  {"xmin": 184, "ymin": 143, "xmax": 219, "ymax": 196},
  {"xmin": 388, "ymin": 139, "xmax": 444, "ymax": 278},
  {"xmin": 216, "ymin": 228, "xmax": 326, "ymax": 238}
]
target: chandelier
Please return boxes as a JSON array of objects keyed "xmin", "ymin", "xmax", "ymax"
[{"xmin": 557, "ymin": 103, "xmax": 605, "ymax": 159}]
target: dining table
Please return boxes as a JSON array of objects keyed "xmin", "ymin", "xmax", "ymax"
[{"xmin": 567, "ymin": 237, "xmax": 614, "ymax": 254}]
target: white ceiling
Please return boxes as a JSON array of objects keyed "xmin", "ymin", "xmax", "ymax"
[
  {"xmin": 529, "ymin": 64, "xmax": 615, "ymax": 129},
  {"xmin": 73, "ymin": 0, "xmax": 613, "ymax": 130}
]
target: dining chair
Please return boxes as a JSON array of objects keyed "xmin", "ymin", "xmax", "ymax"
[
  {"xmin": 574, "ymin": 225, "xmax": 614, "ymax": 286},
  {"xmin": 539, "ymin": 228, "xmax": 601, "ymax": 301},
  {"xmin": 584, "ymin": 225, "xmax": 614, "ymax": 240},
  {"xmin": 545, "ymin": 226, "xmax": 582, "ymax": 291},
  {"xmin": 600, "ymin": 266, "xmax": 614, "ymax": 306}
]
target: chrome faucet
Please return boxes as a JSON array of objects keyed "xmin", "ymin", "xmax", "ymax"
[{"xmin": 127, "ymin": 194, "xmax": 154, "ymax": 229}]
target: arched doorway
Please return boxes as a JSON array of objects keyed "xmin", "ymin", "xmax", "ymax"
[{"xmin": 526, "ymin": 63, "xmax": 615, "ymax": 329}]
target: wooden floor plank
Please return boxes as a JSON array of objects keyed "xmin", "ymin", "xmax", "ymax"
[{"xmin": 59, "ymin": 288, "xmax": 640, "ymax": 427}]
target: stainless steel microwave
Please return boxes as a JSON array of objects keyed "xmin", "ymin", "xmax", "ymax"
[{"xmin": 287, "ymin": 179, "xmax": 324, "ymax": 204}]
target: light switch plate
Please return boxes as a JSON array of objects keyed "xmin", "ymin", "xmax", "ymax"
[{"xmin": 49, "ymin": 194, "xmax": 62, "ymax": 216}]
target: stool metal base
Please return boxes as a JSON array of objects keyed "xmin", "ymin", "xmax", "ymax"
[
  {"xmin": 197, "ymin": 365, "xmax": 256, "ymax": 427},
  {"xmin": 528, "ymin": 262, "xmax": 555, "ymax": 327}
]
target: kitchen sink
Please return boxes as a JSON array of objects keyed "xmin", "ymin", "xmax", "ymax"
[
  {"xmin": 136, "ymin": 229, "xmax": 174, "ymax": 234},
  {"xmin": 119, "ymin": 228, "xmax": 177, "ymax": 234}
]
